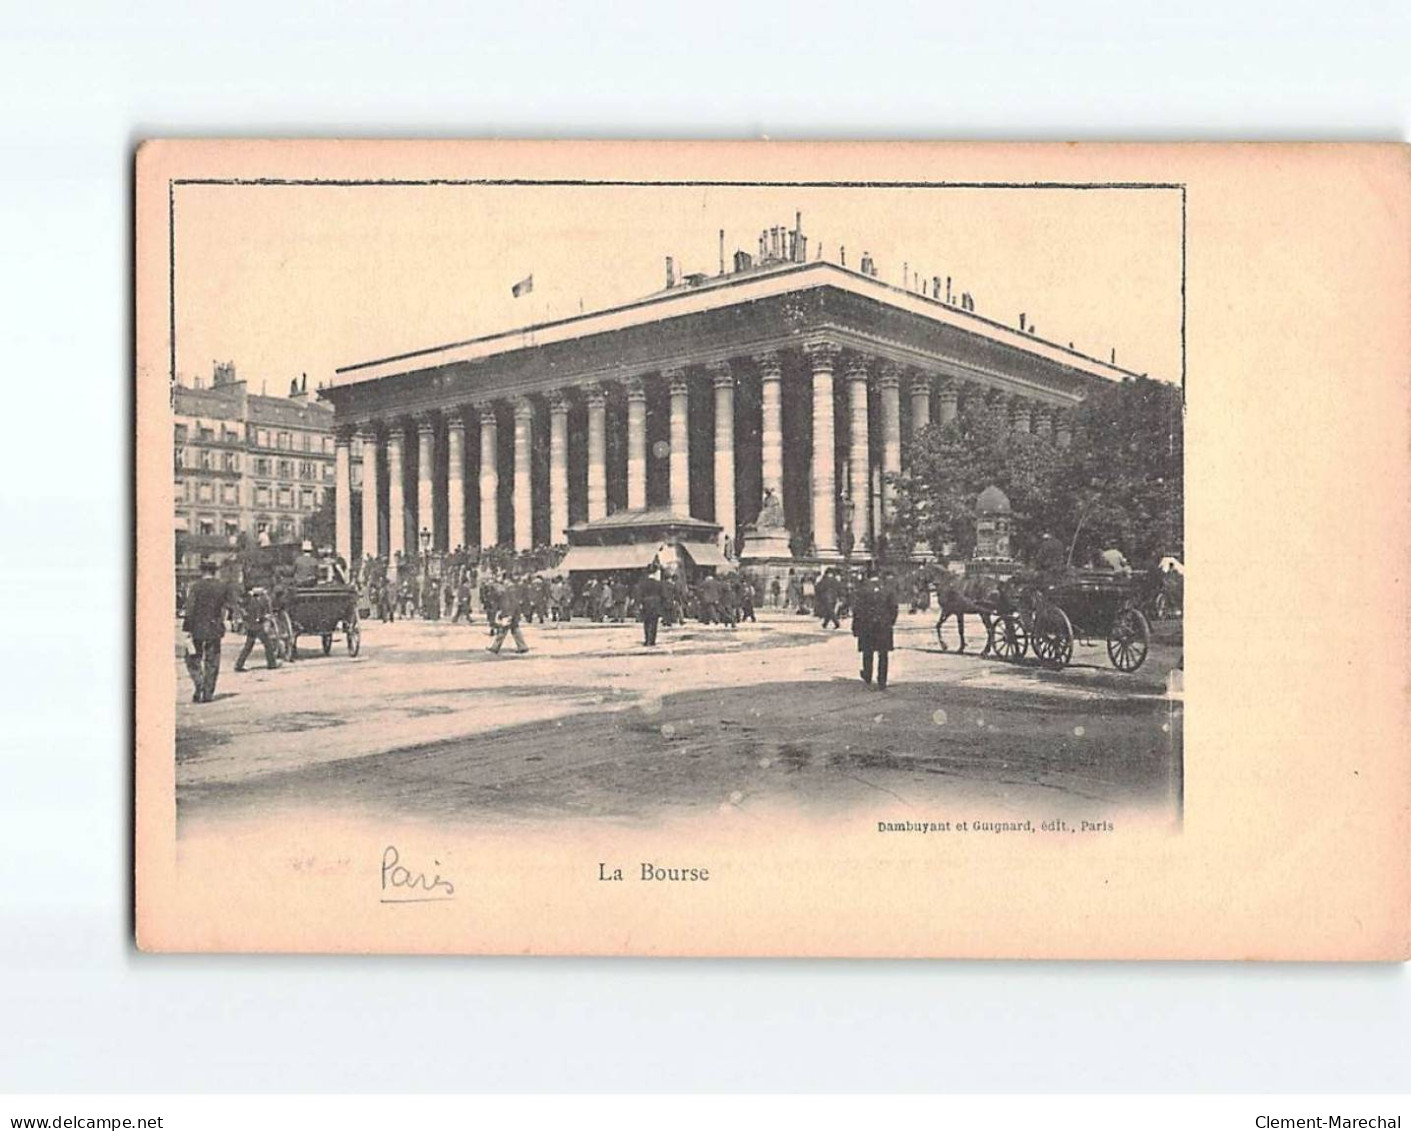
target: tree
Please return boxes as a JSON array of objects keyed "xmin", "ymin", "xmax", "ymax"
[
  {"xmin": 302, "ymin": 487, "xmax": 336, "ymax": 549},
  {"xmin": 888, "ymin": 377, "xmax": 1182, "ymax": 567}
]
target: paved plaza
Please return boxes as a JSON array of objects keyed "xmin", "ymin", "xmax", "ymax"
[{"xmin": 175, "ymin": 608, "xmax": 1184, "ymax": 829}]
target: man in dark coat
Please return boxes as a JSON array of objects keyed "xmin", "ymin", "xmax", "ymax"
[
  {"xmin": 635, "ymin": 569, "xmax": 666, "ymax": 646},
  {"xmin": 181, "ymin": 559, "xmax": 236, "ymax": 702},
  {"xmin": 852, "ymin": 571, "xmax": 899, "ymax": 690},
  {"xmin": 815, "ymin": 568, "xmax": 841, "ymax": 629},
  {"xmin": 234, "ymin": 586, "xmax": 280, "ymax": 672},
  {"xmin": 487, "ymin": 580, "xmax": 529, "ymax": 655}
]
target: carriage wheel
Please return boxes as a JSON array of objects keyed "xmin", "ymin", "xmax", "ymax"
[
  {"xmin": 321, "ymin": 634, "xmax": 333, "ymax": 656},
  {"xmin": 1031, "ymin": 606, "xmax": 1074, "ymax": 669},
  {"xmin": 1108, "ymin": 608, "xmax": 1151, "ymax": 672},
  {"xmin": 346, "ymin": 612, "xmax": 361, "ymax": 657},
  {"xmin": 990, "ymin": 614, "xmax": 1028, "ymax": 662}
]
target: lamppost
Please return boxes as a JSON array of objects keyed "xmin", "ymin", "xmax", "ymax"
[{"xmin": 419, "ymin": 527, "xmax": 432, "ymax": 618}]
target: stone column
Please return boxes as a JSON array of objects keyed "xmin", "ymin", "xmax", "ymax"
[
  {"xmin": 846, "ymin": 354, "xmax": 872, "ymax": 546},
  {"xmin": 908, "ymin": 371, "xmax": 932, "ymax": 438},
  {"xmin": 585, "ymin": 384, "xmax": 608, "ymax": 522},
  {"xmin": 416, "ymin": 413, "xmax": 436, "ymax": 547},
  {"xmin": 548, "ymin": 391, "xmax": 570, "ymax": 542},
  {"xmin": 512, "ymin": 397, "xmax": 533, "ymax": 551},
  {"xmin": 359, "ymin": 424, "xmax": 380, "ymax": 560},
  {"xmin": 666, "ymin": 368, "xmax": 691, "ymax": 516},
  {"xmin": 1055, "ymin": 409, "xmax": 1073, "ymax": 449},
  {"xmin": 937, "ymin": 379, "xmax": 959, "ymax": 427},
  {"xmin": 755, "ymin": 352, "xmax": 784, "ymax": 510},
  {"xmin": 334, "ymin": 427, "xmax": 352, "ymax": 563},
  {"xmin": 1033, "ymin": 404, "xmax": 1053, "ymax": 440},
  {"xmin": 710, "ymin": 362, "xmax": 736, "ymax": 542},
  {"xmin": 1010, "ymin": 398, "xmax": 1032, "ymax": 434},
  {"xmin": 386, "ymin": 422, "xmax": 406, "ymax": 569},
  {"xmin": 626, "ymin": 377, "xmax": 647, "ymax": 511},
  {"xmin": 446, "ymin": 411, "xmax": 467, "ymax": 551},
  {"xmin": 879, "ymin": 364, "xmax": 902, "ymax": 516},
  {"xmin": 806, "ymin": 344, "xmax": 838, "ymax": 555},
  {"xmin": 478, "ymin": 404, "xmax": 499, "ymax": 548}
]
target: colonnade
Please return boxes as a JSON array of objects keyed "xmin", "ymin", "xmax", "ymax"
[{"xmin": 332, "ymin": 346, "xmax": 1073, "ymax": 565}]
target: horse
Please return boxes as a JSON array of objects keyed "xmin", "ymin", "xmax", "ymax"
[{"xmin": 933, "ymin": 573, "xmax": 1002, "ymax": 655}]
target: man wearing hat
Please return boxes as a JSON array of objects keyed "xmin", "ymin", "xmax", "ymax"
[
  {"xmin": 635, "ymin": 567, "xmax": 666, "ymax": 647},
  {"xmin": 851, "ymin": 569, "xmax": 899, "ymax": 690},
  {"xmin": 182, "ymin": 559, "xmax": 236, "ymax": 703},
  {"xmin": 292, "ymin": 540, "xmax": 320, "ymax": 586},
  {"xmin": 234, "ymin": 586, "xmax": 280, "ymax": 673}
]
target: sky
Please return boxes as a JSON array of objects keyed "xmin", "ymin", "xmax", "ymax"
[{"xmin": 172, "ymin": 182, "xmax": 1183, "ymax": 392}]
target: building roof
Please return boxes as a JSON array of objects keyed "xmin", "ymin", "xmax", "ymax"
[
  {"xmin": 976, "ymin": 485, "xmax": 1012, "ymax": 515},
  {"xmin": 569, "ymin": 507, "xmax": 721, "ymax": 534},
  {"xmin": 329, "ymin": 260, "xmax": 1144, "ymax": 391},
  {"xmin": 247, "ymin": 393, "xmax": 333, "ymax": 429}
]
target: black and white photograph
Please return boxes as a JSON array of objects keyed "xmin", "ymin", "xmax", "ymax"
[{"xmin": 166, "ymin": 174, "xmax": 1185, "ymax": 842}]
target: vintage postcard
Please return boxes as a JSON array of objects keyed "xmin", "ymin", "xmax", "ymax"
[{"xmin": 135, "ymin": 141, "xmax": 1409, "ymax": 957}]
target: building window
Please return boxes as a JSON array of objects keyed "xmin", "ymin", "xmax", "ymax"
[
  {"xmin": 300, "ymin": 488, "xmax": 314, "ymax": 510},
  {"xmin": 221, "ymin": 483, "xmax": 238, "ymax": 505},
  {"xmin": 198, "ymin": 519, "xmax": 215, "ymax": 536},
  {"xmin": 255, "ymin": 486, "xmax": 271, "ymax": 507},
  {"xmin": 324, "ymin": 463, "xmax": 334, "ymax": 481},
  {"xmin": 323, "ymin": 436, "xmax": 335, "ymax": 455},
  {"xmin": 175, "ymin": 424, "xmax": 188, "ymax": 443},
  {"xmin": 278, "ymin": 487, "xmax": 292, "ymax": 509},
  {"xmin": 198, "ymin": 426, "xmax": 214, "ymax": 441},
  {"xmin": 257, "ymin": 428, "xmax": 270, "ymax": 448},
  {"xmin": 278, "ymin": 431, "xmax": 290, "ymax": 450},
  {"xmin": 199, "ymin": 449, "xmax": 212, "ymax": 470},
  {"xmin": 224, "ymin": 520, "xmax": 239, "ymax": 537},
  {"xmin": 174, "ymin": 448, "xmax": 185, "ymax": 470},
  {"xmin": 302, "ymin": 432, "xmax": 312, "ymax": 452},
  {"xmin": 223, "ymin": 427, "xmax": 239, "ymax": 444},
  {"xmin": 223, "ymin": 452, "xmax": 240, "ymax": 472},
  {"xmin": 197, "ymin": 482, "xmax": 213, "ymax": 503},
  {"xmin": 252, "ymin": 457, "xmax": 268, "ymax": 475},
  {"xmin": 278, "ymin": 459, "xmax": 293, "ymax": 479}
]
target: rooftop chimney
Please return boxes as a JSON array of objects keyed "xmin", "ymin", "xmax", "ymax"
[
  {"xmin": 665, "ymin": 256, "xmax": 676, "ymax": 289},
  {"xmin": 719, "ymin": 229, "xmax": 725, "ymax": 276},
  {"xmin": 1019, "ymin": 313, "xmax": 1026, "ymax": 331}
]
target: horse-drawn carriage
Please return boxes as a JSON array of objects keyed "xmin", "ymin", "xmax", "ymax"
[
  {"xmin": 989, "ymin": 570, "xmax": 1153, "ymax": 673},
  {"xmin": 237, "ymin": 544, "xmax": 361, "ymax": 660}
]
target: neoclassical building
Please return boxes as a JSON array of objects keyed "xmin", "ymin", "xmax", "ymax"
[{"xmin": 320, "ymin": 243, "xmax": 1136, "ymax": 571}]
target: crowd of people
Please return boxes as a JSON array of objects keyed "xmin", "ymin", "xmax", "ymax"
[{"xmin": 182, "ymin": 530, "xmax": 1181, "ymax": 704}]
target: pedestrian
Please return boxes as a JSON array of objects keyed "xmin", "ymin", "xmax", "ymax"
[
  {"xmin": 233, "ymin": 586, "xmax": 280, "ymax": 672},
  {"xmin": 270, "ymin": 579, "xmax": 296, "ymax": 662},
  {"xmin": 635, "ymin": 568, "xmax": 666, "ymax": 646},
  {"xmin": 852, "ymin": 569, "xmax": 899, "ymax": 690},
  {"xmin": 769, "ymin": 576, "xmax": 781, "ymax": 608},
  {"xmin": 815, "ymin": 568, "xmax": 841, "ymax": 629},
  {"xmin": 739, "ymin": 576, "xmax": 757, "ymax": 622},
  {"xmin": 487, "ymin": 579, "xmax": 529, "ymax": 655},
  {"xmin": 532, "ymin": 576, "xmax": 551, "ymax": 624},
  {"xmin": 452, "ymin": 573, "xmax": 473, "ymax": 623},
  {"xmin": 181, "ymin": 559, "xmax": 236, "ymax": 703},
  {"xmin": 550, "ymin": 575, "xmax": 570, "ymax": 623}
]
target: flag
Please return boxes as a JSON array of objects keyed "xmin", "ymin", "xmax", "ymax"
[{"xmin": 511, "ymin": 274, "xmax": 534, "ymax": 298}]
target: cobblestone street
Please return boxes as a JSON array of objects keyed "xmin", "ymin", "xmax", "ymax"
[{"xmin": 176, "ymin": 609, "xmax": 1183, "ymax": 829}]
